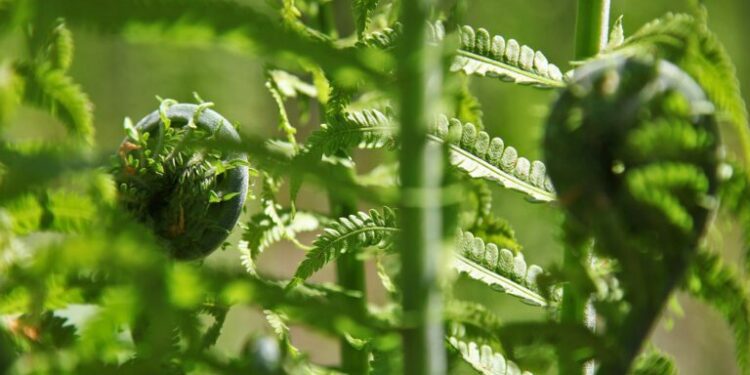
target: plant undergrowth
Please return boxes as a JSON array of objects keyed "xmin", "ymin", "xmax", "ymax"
[{"xmin": 0, "ymin": 0, "xmax": 749, "ymax": 374}]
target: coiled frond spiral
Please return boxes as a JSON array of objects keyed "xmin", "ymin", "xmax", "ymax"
[
  {"xmin": 113, "ymin": 101, "xmax": 249, "ymax": 260},
  {"xmin": 544, "ymin": 56, "xmax": 721, "ymax": 372}
]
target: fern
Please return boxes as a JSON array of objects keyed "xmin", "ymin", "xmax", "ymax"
[
  {"xmin": 241, "ymin": 210, "xmax": 322, "ymax": 274},
  {"xmin": 630, "ymin": 346, "xmax": 677, "ymax": 375},
  {"xmin": 430, "ymin": 115, "xmax": 556, "ymax": 202},
  {"xmin": 609, "ymin": 12, "xmax": 750, "ymax": 162},
  {"xmin": 451, "ymin": 24, "xmax": 565, "ymax": 89},
  {"xmin": 15, "ymin": 63, "xmax": 94, "ymax": 144},
  {"xmin": 358, "ymin": 21, "xmax": 565, "ymax": 89},
  {"xmin": 306, "ymin": 108, "xmax": 396, "ymax": 157},
  {"xmin": 683, "ymin": 249, "xmax": 750, "ymax": 373},
  {"xmin": 287, "ymin": 207, "xmax": 397, "ymax": 289},
  {"xmin": 446, "ymin": 334, "xmax": 530, "ymax": 375},
  {"xmin": 353, "ymin": 0, "xmax": 380, "ymax": 38},
  {"xmin": 454, "ymin": 230, "xmax": 549, "ymax": 307}
]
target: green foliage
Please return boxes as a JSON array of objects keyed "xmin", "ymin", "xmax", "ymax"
[
  {"xmin": 452, "ymin": 24, "xmax": 566, "ymax": 89},
  {"xmin": 288, "ymin": 207, "xmax": 397, "ymax": 288},
  {"xmin": 607, "ymin": 11, "xmax": 750, "ymax": 162},
  {"xmin": 1, "ymin": 1, "xmax": 749, "ymax": 375},
  {"xmin": 454, "ymin": 230, "xmax": 549, "ymax": 307},
  {"xmin": 429, "ymin": 115, "xmax": 555, "ymax": 202}
]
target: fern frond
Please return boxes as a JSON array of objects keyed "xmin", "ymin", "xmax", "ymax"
[
  {"xmin": 631, "ymin": 346, "xmax": 677, "ymax": 375},
  {"xmin": 357, "ymin": 24, "xmax": 401, "ymax": 49},
  {"xmin": 684, "ymin": 249, "xmax": 750, "ymax": 373},
  {"xmin": 451, "ymin": 24, "xmax": 565, "ymax": 89},
  {"xmin": 0, "ymin": 62, "xmax": 22, "ymax": 125},
  {"xmin": 16, "ymin": 63, "xmax": 93, "ymax": 144},
  {"xmin": 445, "ymin": 300, "xmax": 504, "ymax": 347},
  {"xmin": 454, "ymin": 230, "xmax": 548, "ymax": 307},
  {"xmin": 610, "ymin": 12, "xmax": 750, "ymax": 162},
  {"xmin": 47, "ymin": 20, "xmax": 74, "ymax": 72},
  {"xmin": 321, "ymin": 111, "xmax": 556, "ymax": 202},
  {"xmin": 430, "ymin": 115, "xmax": 556, "ymax": 202},
  {"xmin": 241, "ymin": 210, "xmax": 322, "ymax": 274},
  {"xmin": 446, "ymin": 335, "xmax": 530, "ymax": 375},
  {"xmin": 353, "ymin": 0, "xmax": 380, "ymax": 38},
  {"xmin": 306, "ymin": 108, "xmax": 395, "ymax": 156},
  {"xmin": 287, "ymin": 207, "xmax": 397, "ymax": 289}
]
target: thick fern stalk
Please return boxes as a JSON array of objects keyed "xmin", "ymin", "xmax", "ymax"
[
  {"xmin": 397, "ymin": 0, "xmax": 447, "ymax": 371},
  {"xmin": 455, "ymin": 230, "xmax": 548, "ymax": 307},
  {"xmin": 287, "ymin": 208, "xmax": 397, "ymax": 289},
  {"xmin": 429, "ymin": 115, "xmax": 556, "ymax": 202},
  {"xmin": 452, "ymin": 25, "xmax": 565, "ymax": 89}
]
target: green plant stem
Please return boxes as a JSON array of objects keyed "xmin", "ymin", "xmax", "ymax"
[
  {"xmin": 398, "ymin": 0, "xmax": 446, "ymax": 374},
  {"xmin": 316, "ymin": 3, "xmax": 366, "ymax": 372},
  {"xmin": 329, "ymin": 197, "xmax": 369, "ymax": 374},
  {"xmin": 574, "ymin": 0, "xmax": 611, "ymax": 59},
  {"xmin": 560, "ymin": 1, "xmax": 610, "ymax": 374}
]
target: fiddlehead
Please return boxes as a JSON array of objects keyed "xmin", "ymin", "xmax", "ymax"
[
  {"xmin": 544, "ymin": 56, "xmax": 721, "ymax": 372},
  {"xmin": 113, "ymin": 101, "xmax": 249, "ymax": 260}
]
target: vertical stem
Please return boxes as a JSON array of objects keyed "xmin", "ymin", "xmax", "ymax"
[
  {"xmin": 398, "ymin": 1, "xmax": 445, "ymax": 374},
  {"xmin": 330, "ymin": 198, "xmax": 369, "ymax": 374},
  {"xmin": 574, "ymin": 0, "xmax": 611, "ymax": 59},
  {"xmin": 316, "ymin": 2, "xmax": 367, "ymax": 372},
  {"xmin": 560, "ymin": 1, "xmax": 610, "ymax": 374}
]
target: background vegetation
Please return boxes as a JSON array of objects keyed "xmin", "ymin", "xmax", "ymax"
[{"xmin": 1, "ymin": 0, "xmax": 749, "ymax": 373}]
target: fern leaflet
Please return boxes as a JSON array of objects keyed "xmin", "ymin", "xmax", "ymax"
[
  {"xmin": 455, "ymin": 230, "xmax": 549, "ymax": 307},
  {"xmin": 430, "ymin": 115, "xmax": 556, "ymax": 202},
  {"xmin": 452, "ymin": 24, "xmax": 565, "ymax": 89},
  {"xmin": 287, "ymin": 207, "xmax": 397, "ymax": 289},
  {"xmin": 683, "ymin": 249, "xmax": 750, "ymax": 373},
  {"xmin": 16, "ymin": 63, "xmax": 94, "ymax": 144},
  {"xmin": 447, "ymin": 335, "xmax": 530, "ymax": 375}
]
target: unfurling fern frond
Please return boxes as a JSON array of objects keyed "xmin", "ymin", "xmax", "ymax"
[
  {"xmin": 451, "ymin": 25, "xmax": 565, "ymax": 89},
  {"xmin": 684, "ymin": 250, "xmax": 750, "ymax": 373},
  {"xmin": 241, "ymin": 210, "xmax": 322, "ymax": 274},
  {"xmin": 15, "ymin": 63, "xmax": 93, "ymax": 144},
  {"xmin": 608, "ymin": 12, "xmax": 749, "ymax": 162},
  {"xmin": 429, "ymin": 115, "xmax": 556, "ymax": 202},
  {"xmin": 287, "ymin": 207, "xmax": 397, "ymax": 289},
  {"xmin": 447, "ymin": 333, "xmax": 531, "ymax": 375},
  {"xmin": 454, "ymin": 230, "xmax": 549, "ymax": 307},
  {"xmin": 545, "ymin": 56, "xmax": 720, "ymax": 373},
  {"xmin": 719, "ymin": 164, "xmax": 750, "ymax": 274}
]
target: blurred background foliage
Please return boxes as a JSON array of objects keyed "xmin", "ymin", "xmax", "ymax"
[{"xmin": 1, "ymin": 0, "xmax": 747, "ymax": 373}]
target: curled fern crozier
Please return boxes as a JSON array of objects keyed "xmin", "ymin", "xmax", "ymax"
[
  {"xmin": 544, "ymin": 56, "xmax": 721, "ymax": 372},
  {"xmin": 114, "ymin": 102, "xmax": 249, "ymax": 260}
]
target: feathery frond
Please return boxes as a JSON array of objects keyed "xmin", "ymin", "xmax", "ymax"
[
  {"xmin": 16, "ymin": 63, "xmax": 93, "ymax": 144},
  {"xmin": 684, "ymin": 249, "xmax": 750, "ymax": 373},
  {"xmin": 241, "ymin": 210, "xmax": 322, "ymax": 274},
  {"xmin": 452, "ymin": 24, "xmax": 565, "ymax": 89},
  {"xmin": 454, "ymin": 230, "xmax": 549, "ymax": 307},
  {"xmin": 306, "ymin": 108, "xmax": 396, "ymax": 157},
  {"xmin": 447, "ymin": 333, "xmax": 530, "ymax": 375},
  {"xmin": 430, "ymin": 115, "xmax": 556, "ymax": 202},
  {"xmin": 287, "ymin": 207, "xmax": 397, "ymax": 289},
  {"xmin": 609, "ymin": 12, "xmax": 749, "ymax": 162}
]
